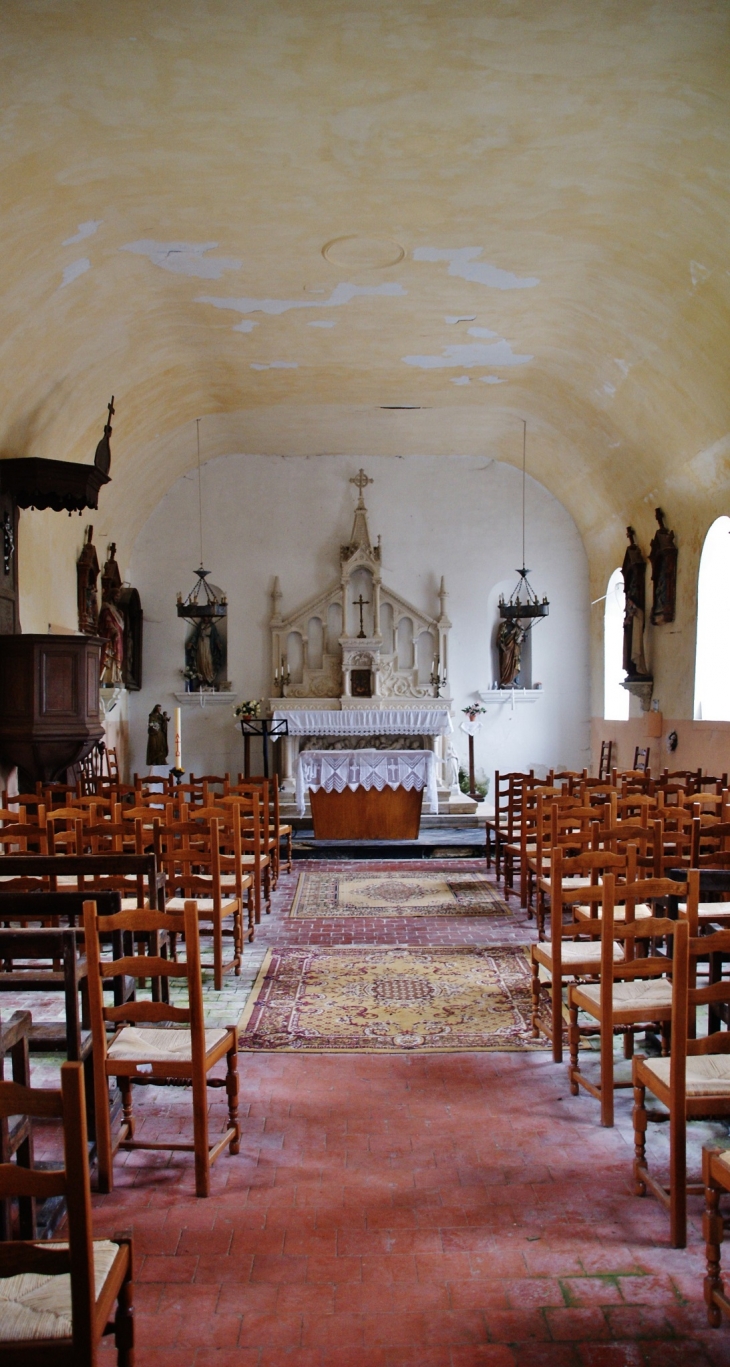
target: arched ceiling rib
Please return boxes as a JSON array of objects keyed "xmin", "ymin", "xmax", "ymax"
[{"xmin": 1, "ymin": 0, "xmax": 729, "ymax": 568}]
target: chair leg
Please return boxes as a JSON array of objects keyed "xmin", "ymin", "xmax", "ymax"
[
  {"xmin": 94, "ymin": 1067, "xmax": 115, "ymax": 1194},
  {"xmin": 286, "ymin": 829, "xmax": 292, "ymax": 873},
  {"xmin": 568, "ymin": 1002, "xmax": 580, "ymax": 1095},
  {"xmin": 226, "ymin": 1041, "xmax": 240, "ymax": 1156},
  {"xmin": 264, "ymin": 864, "xmax": 271, "ymax": 913},
  {"xmin": 247, "ymin": 887, "xmax": 255, "ymax": 942},
  {"xmin": 213, "ymin": 912, "xmax": 223, "ymax": 992},
  {"xmin": 600, "ymin": 1015, "xmax": 614, "ymax": 1129},
  {"xmin": 703, "ymin": 1152, "xmax": 725, "ymax": 1328},
  {"xmin": 551, "ymin": 969, "xmax": 562, "ymax": 1064},
  {"xmin": 669, "ymin": 1099, "xmax": 687, "ymax": 1249},
  {"xmin": 530, "ymin": 957, "xmax": 541, "ymax": 1038},
  {"xmin": 633, "ymin": 1077, "xmax": 648, "ymax": 1196},
  {"xmin": 120, "ymin": 1076, "xmax": 136, "ymax": 1141},
  {"xmin": 114, "ymin": 1237, "xmax": 135, "ymax": 1366},
  {"xmin": 233, "ymin": 901, "xmax": 242, "ymax": 977},
  {"xmin": 191, "ymin": 1067, "xmax": 211, "ymax": 1199}
]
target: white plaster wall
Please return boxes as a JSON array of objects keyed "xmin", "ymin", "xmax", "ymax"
[{"xmin": 126, "ymin": 454, "xmax": 590, "ymax": 787}]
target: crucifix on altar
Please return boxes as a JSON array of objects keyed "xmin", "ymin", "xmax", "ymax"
[{"xmin": 353, "ymin": 591, "xmax": 370, "ymax": 638}]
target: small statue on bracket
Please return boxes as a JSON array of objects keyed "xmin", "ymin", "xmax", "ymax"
[
  {"xmin": 77, "ymin": 525, "xmax": 100, "ymax": 635},
  {"xmin": 649, "ymin": 508, "xmax": 678, "ymax": 625},
  {"xmin": 98, "ymin": 543, "xmax": 125, "ymax": 686},
  {"xmin": 622, "ymin": 527, "xmax": 650, "ymax": 679},
  {"xmin": 497, "ymin": 617, "xmax": 525, "ymax": 688},
  {"xmin": 146, "ymin": 704, "xmax": 170, "ymax": 766}
]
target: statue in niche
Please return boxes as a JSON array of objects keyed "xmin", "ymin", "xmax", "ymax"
[
  {"xmin": 185, "ymin": 618, "xmax": 224, "ymax": 688},
  {"xmin": 98, "ymin": 543, "xmax": 125, "ymax": 686},
  {"xmin": 649, "ymin": 508, "xmax": 678, "ymax": 625},
  {"xmin": 497, "ymin": 617, "xmax": 525, "ymax": 687},
  {"xmin": 622, "ymin": 526, "xmax": 650, "ymax": 678},
  {"xmin": 146, "ymin": 704, "xmax": 169, "ymax": 766},
  {"xmin": 77, "ymin": 526, "xmax": 100, "ymax": 635},
  {"xmin": 445, "ymin": 744, "xmax": 461, "ymax": 797}
]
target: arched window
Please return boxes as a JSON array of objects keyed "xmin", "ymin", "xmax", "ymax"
[
  {"xmin": 694, "ymin": 515, "xmax": 730, "ymax": 720},
  {"xmin": 604, "ymin": 567, "xmax": 629, "ymax": 720}
]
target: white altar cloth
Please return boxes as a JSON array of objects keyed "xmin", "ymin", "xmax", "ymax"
[
  {"xmin": 296, "ymin": 748, "xmax": 438, "ymax": 817},
  {"xmin": 273, "ymin": 708, "xmax": 452, "ymax": 737}
]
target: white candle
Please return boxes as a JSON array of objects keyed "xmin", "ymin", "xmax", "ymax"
[{"xmin": 174, "ymin": 707, "xmax": 182, "ymax": 770}]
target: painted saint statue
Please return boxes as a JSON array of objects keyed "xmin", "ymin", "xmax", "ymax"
[
  {"xmin": 146, "ymin": 704, "xmax": 169, "ymax": 766},
  {"xmin": 621, "ymin": 527, "xmax": 649, "ymax": 678},
  {"xmin": 497, "ymin": 617, "xmax": 525, "ymax": 688}
]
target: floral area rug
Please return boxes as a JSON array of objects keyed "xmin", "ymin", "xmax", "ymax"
[
  {"xmin": 239, "ymin": 945, "xmax": 548, "ymax": 1052},
  {"xmin": 288, "ymin": 870, "xmax": 510, "ymax": 919}
]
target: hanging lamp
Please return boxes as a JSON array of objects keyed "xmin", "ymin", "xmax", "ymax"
[
  {"xmin": 176, "ymin": 419, "xmax": 228, "ymax": 624},
  {"xmin": 498, "ymin": 419, "xmax": 549, "ymax": 631}
]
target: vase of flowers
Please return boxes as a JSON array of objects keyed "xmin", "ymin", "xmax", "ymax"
[{"xmin": 233, "ymin": 699, "xmax": 262, "ymax": 721}]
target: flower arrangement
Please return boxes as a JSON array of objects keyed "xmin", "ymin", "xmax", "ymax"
[
  {"xmin": 461, "ymin": 703, "xmax": 487, "ymax": 722},
  {"xmin": 233, "ymin": 699, "xmax": 262, "ymax": 719}
]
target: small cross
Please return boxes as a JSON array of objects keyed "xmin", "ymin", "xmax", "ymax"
[
  {"xmin": 350, "ymin": 468, "xmax": 373, "ymax": 502},
  {"xmin": 106, "ymin": 396, "xmax": 115, "ymax": 429},
  {"xmin": 353, "ymin": 592, "xmax": 370, "ymax": 638}
]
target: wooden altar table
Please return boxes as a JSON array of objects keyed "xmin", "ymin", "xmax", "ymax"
[{"xmin": 296, "ymin": 749, "xmax": 438, "ymax": 840}]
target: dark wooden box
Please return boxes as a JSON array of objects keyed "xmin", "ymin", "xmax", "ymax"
[{"xmin": 0, "ymin": 634, "xmax": 104, "ymax": 787}]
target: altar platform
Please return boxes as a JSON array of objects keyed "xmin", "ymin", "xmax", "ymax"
[{"xmin": 290, "ymin": 822, "xmax": 487, "ymax": 860}]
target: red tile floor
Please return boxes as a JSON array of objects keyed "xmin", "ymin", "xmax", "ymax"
[{"xmin": 56, "ymin": 862, "xmax": 730, "ymax": 1361}]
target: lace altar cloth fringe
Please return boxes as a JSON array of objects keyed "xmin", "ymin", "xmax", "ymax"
[
  {"xmin": 296, "ymin": 749, "xmax": 438, "ymax": 817},
  {"xmin": 272, "ymin": 708, "xmax": 452, "ymax": 737}
]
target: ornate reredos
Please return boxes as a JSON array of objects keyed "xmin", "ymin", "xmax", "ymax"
[{"xmin": 270, "ymin": 470, "xmax": 451, "ymax": 700}]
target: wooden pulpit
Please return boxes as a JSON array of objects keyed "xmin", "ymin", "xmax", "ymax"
[{"xmin": 0, "ymin": 634, "xmax": 105, "ymax": 788}]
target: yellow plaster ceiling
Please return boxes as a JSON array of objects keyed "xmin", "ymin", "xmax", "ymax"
[{"xmin": 1, "ymin": 0, "xmax": 729, "ymax": 570}]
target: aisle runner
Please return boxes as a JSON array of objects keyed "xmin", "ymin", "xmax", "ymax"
[
  {"xmin": 289, "ymin": 870, "xmax": 509, "ymax": 919},
  {"xmin": 239, "ymin": 945, "xmax": 548, "ymax": 1052}
]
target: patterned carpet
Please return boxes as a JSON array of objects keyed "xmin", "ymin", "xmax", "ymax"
[
  {"xmin": 288, "ymin": 869, "xmax": 510, "ymax": 918},
  {"xmin": 239, "ymin": 944, "xmax": 548, "ymax": 1052}
]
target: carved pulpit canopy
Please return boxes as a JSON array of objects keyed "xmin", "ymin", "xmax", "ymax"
[{"xmin": 270, "ymin": 470, "xmax": 451, "ymax": 702}]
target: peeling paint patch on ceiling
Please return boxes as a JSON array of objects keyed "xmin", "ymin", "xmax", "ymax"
[
  {"xmin": 413, "ymin": 247, "xmax": 539, "ymax": 290},
  {"xmin": 251, "ymin": 360, "xmax": 299, "ymax": 370},
  {"xmin": 60, "ymin": 258, "xmax": 90, "ymax": 288},
  {"xmin": 308, "ymin": 320, "xmax": 337, "ymax": 327},
  {"xmin": 402, "ymin": 341, "xmax": 532, "ymax": 369},
  {"xmin": 468, "ymin": 326, "xmax": 499, "ymax": 338},
  {"xmin": 121, "ymin": 240, "xmax": 242, "ymax": 278},
  {"xmin": 197, "ymin": 281, "xmax": 406, "ymax": 319},
  {"xmin": 480, "ymin": 375, "xmax": 505, "ymax": 384},
  {"xmin": 233, "ymin": 320, "xmax": 257, "ymax": 333},
  {"xmin": 690, "ymin": 260, "xmax": 712, "ymax": 286},
  {"xmin": 62, "ymin": 220, "xmax": 102, "ymax": 245},
  {"xmin": 451, "ymin": 376, "xmax": 470, "ymax": 385},
  {"xmin": 445, "ymin": 315, "xmax": 476, "ymax": 324}
]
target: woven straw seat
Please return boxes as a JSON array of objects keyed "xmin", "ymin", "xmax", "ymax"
[
  {"xmin": 643, "ymin": 1054, "xmax": 730, "ymax": 1097},
  {"xmin": 575, "ymin": 978, "xmax": 672, "ymax": 1010},
  {"xmin": 0, "ymin": 1242, "xmax": 118, "ymax": 1343},
  {"xmin": 533, "ymin": 940, "xmax": 624, "ymax": 965},
  {"xmin": 575, "ymin": 902, "xmax": 652, "ymax": 921},
  {"xmin": 164, "ymin": 895, "xmax": 238, "ymax": 915},
  {"xmin": 107, "ymin": 1026, "xmax": 228, "ymax": 1062}
]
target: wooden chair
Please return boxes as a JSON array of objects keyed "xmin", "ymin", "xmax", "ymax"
[
  {"xmin": 531, "ymin": 847, "xmax": 629, "ymax": 1061},
  {"xmin": 701, "ymin": 1143, "xmax": 730, "ymax": 1327},
  {"xmin": 598, "ymin": 740, "xmax": 614, "ymax": 782},
  {"xmin": 186, "ymin": 803, "xmax": 255, "ymax": 942},
  {"xmin": 218, "ymin": 791, "xmax": 272, "ymax": 920},
  {"xmin": 0, "ymin": 1060, "xmax": 134, "ymax": 1365},
  {"xmin": 633, "ymin": 747, "xmax": 651, "ymax": 774},
  {"xmin": 485, "ymin": 770, "xmax": 534, "ymax": 877},
  {"xmin": 0, "ymin": 1011, "xmax": 34, "ymax": 1240},
  {"xmin": 633, "ymin": 921, "xmax": 730, "ymax": 1247},
  {"xmin": 568, "ymin": 873, "xmax": 699, "ymax": 1126},
  {"xmin": 85, "ymin": 897, "xmax": 240, "ymax": 1198},
  {"xmin": 154, "ymin": 818, "xmax": 242, "ymax": 988}
]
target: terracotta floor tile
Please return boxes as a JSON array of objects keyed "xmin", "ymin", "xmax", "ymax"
[{"xmin": 23, "ymin": 859, "xmax": 723, "ymax": 1366}]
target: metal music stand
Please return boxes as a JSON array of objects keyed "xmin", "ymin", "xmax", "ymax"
[{"xmin": 239, "ymin": 716, "xmax": 289, "ymax": 779}]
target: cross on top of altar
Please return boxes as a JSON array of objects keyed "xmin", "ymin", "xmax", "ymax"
[{"xmin": 269, "ymin": 468, "xmax": 450, "ymax": 705}]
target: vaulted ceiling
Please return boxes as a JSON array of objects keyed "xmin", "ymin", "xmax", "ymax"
[{"xmin": 1, "ymin": 0, "xmax": 729, "ymax": 570}]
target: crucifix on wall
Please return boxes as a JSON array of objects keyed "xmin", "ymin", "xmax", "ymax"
[{"xmin": 353, "ymin": 591, "xmax": 370, "ymax": 638}]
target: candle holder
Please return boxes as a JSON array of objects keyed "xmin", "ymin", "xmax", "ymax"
[
  {"xmin": 430, "ymin": 661, "xmax": 447, "ymax": 698},
  {"xmin": 169, "ymin": 767, "xmax": 185, "ymax": 785}
]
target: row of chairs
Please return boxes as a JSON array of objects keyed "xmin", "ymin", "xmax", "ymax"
[{"xmin": 488, "ymin": 764, "xmax": 730, "ymax": 1325}]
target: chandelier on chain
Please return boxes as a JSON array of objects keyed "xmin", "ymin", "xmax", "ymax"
[
  {"xmin": 176, "ymin": 419, "xmax": 228, "ymax": 625},
  {"xmin": 498, "ymin": 419, "xmax": 549, "ymax": 633}
]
